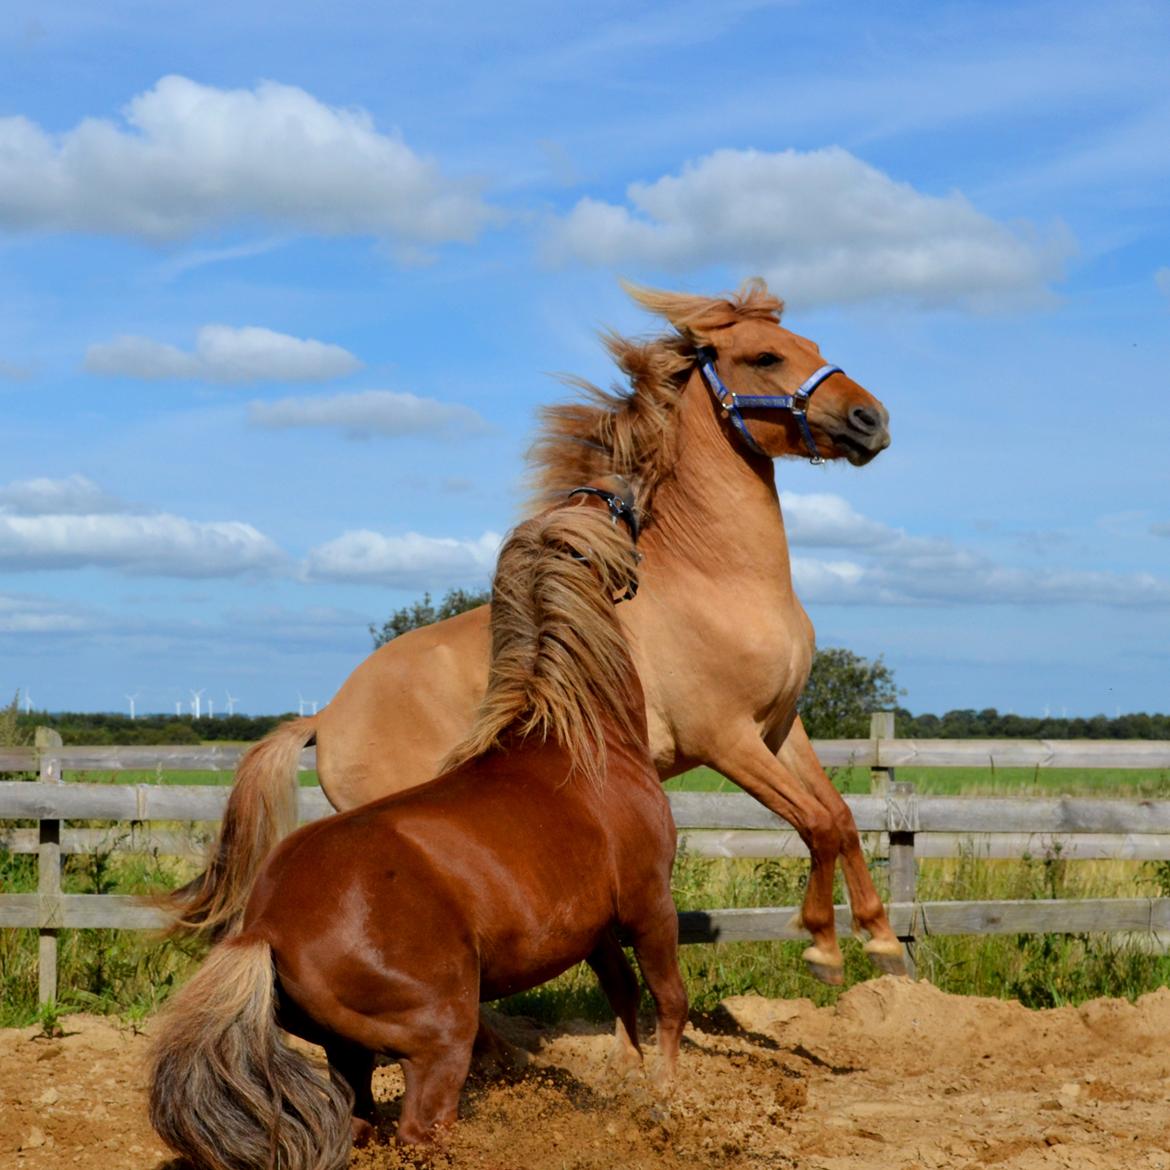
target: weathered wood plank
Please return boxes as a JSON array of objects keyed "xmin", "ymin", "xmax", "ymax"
[
  {"xmin": 0, "ymin": 745, "xmax": 318, "ymax": 774},
  {"xmin": 913, "ymin": 796, "xmax": 1170, "ymax": 834},
  {"xmin": 678, "ymin": 904, "xmax": 852, "ymax": 944},
  {"xmin": 884, "ymin": 739, "xmax": 1170, "ymax": 769},
  {"xmin": 4, "ymin": 892, "xmax": 1169, "ymax": 940},
  {"xmin": 0, "ymin": 894, "xmax": 169, "ymax": 930},
  {"xmin": 810, "ymin": 739, "xmax": 1170, "ymax": 769},
  {"xmin": 0, "ymin": 781, "xmax": 333, "ymax": 822},
  {"xmin": 2, "ymin": 739, "xmax": 1167, "ymax": 776},
  {"xmin": 914, "ymin": 897, "xmax": 1170, "ymax": 936},
  {"xmin": 0, "ymin": 827, "xmax": 213, "ymax": 857},
  {"xmin": 668, "ymin": 791, "xmax": 889, "ymax": 832},
  {"xmin": 7, "ymin": 824, "xmax": 1170, "ymax": 863},
  {"xmin": 8, "ymin": 782, "xmax": 1170, "ymax": 837}
]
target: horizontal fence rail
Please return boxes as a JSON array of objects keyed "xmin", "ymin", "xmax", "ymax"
[{"xmin": 4, "ymin": 729, "xmax": 1170, "ymax": 1002}]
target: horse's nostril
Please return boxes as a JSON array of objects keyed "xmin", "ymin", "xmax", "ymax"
[{"xmin": 849, "ymin": 406, "xmax": 879, "ymax": 434}]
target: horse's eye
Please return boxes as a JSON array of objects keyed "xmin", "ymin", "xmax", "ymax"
[{"xmin": 752, "ymin": 353, "xmax": 780, "ymax": 367}]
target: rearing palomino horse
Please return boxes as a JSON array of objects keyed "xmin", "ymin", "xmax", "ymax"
[{"xmin": 165, "ymin": 279, "xmax": 903, "ymax": 983}]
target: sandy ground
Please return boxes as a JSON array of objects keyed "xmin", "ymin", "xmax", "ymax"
[{"xmin": 2, "ymin": 977, "xmax": 1169, "ymax": 1169}]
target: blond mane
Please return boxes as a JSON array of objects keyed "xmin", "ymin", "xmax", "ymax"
[
  {"xmin": 439, "ymin": 505, "xmax": 643, "ymax": 788},
  {"xmin": 528, "ymin": 279, "xmax": 784, "ymax": 522}
]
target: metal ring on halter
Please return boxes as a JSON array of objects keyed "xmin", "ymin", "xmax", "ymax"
[
  {"xmin": 566, "ymin": 486, "xmax": 641, "ymax": 602},
  {"xmin": 566, "ymin": 487, "xmax": 641, "ymax": 542},
  {"xmin": 698, "ymin": 353, "xmax": 842, "ymax": 465}
]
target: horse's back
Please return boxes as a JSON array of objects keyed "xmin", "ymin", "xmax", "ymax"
[
  {"xmin": 314, "ymin": 604, "xmax": 492, "ymax": 810},
  {"xmin": 251, "ymin": 734, "xmax": 672, "ymax": 1006}
]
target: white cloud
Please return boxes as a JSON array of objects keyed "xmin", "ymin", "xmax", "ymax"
[
  {"xmin": 0, "ymin": 592, "xmax": 92, "ymax": 634},
  {"xmin": 85, "ymin": 325, "xmax": 362, "ymax": 383},
  {"xmin": 780, "ymin": 491, "xmax": 891, "ymax": 547},
  {"xmin": 0, "ymin": 75, "xmax": 495, "ymax": 245},
  {"xmin": 249, "ymin": 389, "xmax": 490, "ymax": 439},
  {"xmin": 546, "ymin": 147, "xmax": 1069, "ymax": 309},
  {"xmin": 0, "ymin": 475, "xmax": 285, "ymax": 577},
  {"xmin": 304, "ymin": 530, "xmax": 501, "ymax": 588},
  {"xmin": 0, "ymin": 474, "xmax": 128, "ymax": 516},
  {"xmin": 782, "ymin": 491, "xmax": 1170, "ymax": 608},
  {"xmin": 0, "ymin": 513, "xmax": 286, "ymax": 577},
  {"xmin": 796, "ymin": 557, "xmax": 1170, "ymax": 608},
  {"xmin": 0, "ymin": 359, "xmax": 32, "ymax": 381}
]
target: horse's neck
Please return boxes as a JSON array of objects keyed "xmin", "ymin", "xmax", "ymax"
[{"xmin": 644, "ymin": 375, "xmax": 796, "ymax": 596}]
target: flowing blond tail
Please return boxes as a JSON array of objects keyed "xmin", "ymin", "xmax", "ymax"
[
  {"xmin": 149, "ymin": 935, "xmax": 353, "ymax": 1170},
  {"xmin": 157, "ymin": 716, "xmax": 317, "ymax": 939}
]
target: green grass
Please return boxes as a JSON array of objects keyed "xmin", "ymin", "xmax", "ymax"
[
  {"xmin": 65, "ymin": 762, "xmax": 1168, "ymax": 796},
  {"xmin": 0, "ymin": 841, "xmax": 205, "ymax": 1028},
  {"xmin": 667, "ymin": 764, "xmax": 1170, "ymax": 797},
  {"xmin": 58, "ymin": 768, "xmax": 321, "ymax": 787}
]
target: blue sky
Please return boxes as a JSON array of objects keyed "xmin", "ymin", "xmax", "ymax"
[{"xmin": 1, "ymin": 0, "xmax": 1167, "ymax": 717}]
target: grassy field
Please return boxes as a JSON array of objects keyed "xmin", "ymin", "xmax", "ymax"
[
  {"xmin": 3, "ymin": 759, "xmax": 1170, "ymax": 1028},
  {"xmin": 48, "ymin": 761, "xmax": 1170, "ymax": 796},
  {"xmin": 666, "ymin": 763, "xmax": 1170, "ymax": 797}
]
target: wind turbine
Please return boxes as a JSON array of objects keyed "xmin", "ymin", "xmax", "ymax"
[
  {"xmin": 22, "ymin": 688, "xmax": 32, "ymax": 715},
  {"xmin": 175, "ymin": 700, "xmax": 183, "ymax": 717},
  {"xmin": 125, "ymin": 693, "xmax": 140, "ymax": 721},
  {"xmin": 207, "ymin": 698, "xmax": 215, "ymax": 719},
  {"xmin": 190, "ymin": 689, "xmax": 205, "ymax": 719},
  {"xmin": 224, "ymin": 691, "xmax": 238, "ymax": 716}
]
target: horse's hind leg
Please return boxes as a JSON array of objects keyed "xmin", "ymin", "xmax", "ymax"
[
  {"xmin": 324, "ymin": 1039, "xmax": 377, "ymax": 1146},
  {"xmin": 397, "ymin": 1038, "xmax": 475, "ymax": 1146},
  {"xmin": 629, "ymin": 908, "xmax": 688, "ymax": 1092},
  {"xmin": 587, "ymin": 932, "xmax": 642, "ymax": 1075}
]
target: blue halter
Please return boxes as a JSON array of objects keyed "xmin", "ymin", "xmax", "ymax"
[{"xmin": 698, "ymin": 352, "xmax": 843, "ymax": 465}]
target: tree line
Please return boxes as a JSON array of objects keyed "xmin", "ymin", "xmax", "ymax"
[{"xmin": 5, "ymin": 585, "xmax": 1166, "ymax": 745}]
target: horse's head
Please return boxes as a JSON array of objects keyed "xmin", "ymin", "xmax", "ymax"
[{"xmin": 628, "ymin": 281, "xmax": 890, "ymax": 466}]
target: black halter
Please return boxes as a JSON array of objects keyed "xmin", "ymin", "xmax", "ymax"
[{"xmin": 566, "ymin": 486, "xmax": 641, "ymax": 602}]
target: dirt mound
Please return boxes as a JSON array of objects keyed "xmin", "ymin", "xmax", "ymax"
[{"xmin": 3, "ymin": 979, "xmax": 1169, "ymax": 1169}]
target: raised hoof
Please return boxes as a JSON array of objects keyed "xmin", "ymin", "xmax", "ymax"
[
  {"xmin": 802, "ymin": 945, "xmax": 844, "ymax": 986},
  {"xmin": 864, "ymin": 940, "xmax": 909, "ymax": 977}
]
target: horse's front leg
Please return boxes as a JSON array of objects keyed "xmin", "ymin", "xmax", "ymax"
[
  {"xmin": 776, "ymin": 717, "xmax": 907, "ymax": 976},
  {"xmin": 706, "ymin": 733, "xmax": 845, "ymax": 983}
]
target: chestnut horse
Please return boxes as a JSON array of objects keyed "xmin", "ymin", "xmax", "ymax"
[
  {"xmin": 149, "ymin": 482, "xmax": 687, "ymax": 1164},
  {"xmin": 165, "ymin": 279, "xmax": 903, "ymax": 983}
]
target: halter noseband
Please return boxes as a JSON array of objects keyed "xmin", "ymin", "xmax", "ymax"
[
  {"xmin": 566, "ymin": 486, "xmax": 641, "ymax": 602},
  {"xmin": 698, "ymin": 349, "xmax": 842, "ymax": 465}
]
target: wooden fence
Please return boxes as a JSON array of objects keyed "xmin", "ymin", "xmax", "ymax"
[{"xmin": 3, "ymin": 724, "xmax": 1170, "ymax": 1003}]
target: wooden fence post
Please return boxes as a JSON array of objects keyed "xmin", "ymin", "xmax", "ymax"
[
  {"xmin": 887, "ymin": 778, "xmax": 918, "ymax": 979},
  {"xmin": 35, "ymin": 727, "xmax": 63, "ymax": 1007},
  {"xmin": 869, "ymin": 710, "xmax": 896, "ymax": 794}
]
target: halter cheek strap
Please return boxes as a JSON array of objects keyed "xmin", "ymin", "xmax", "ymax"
[
  {"xmin": 699, "ymin": 354, "xmax": 842, "ymax": 465},
  {"xmin": 566, "ymin": 486, "xmax": 641, "ymax": 602}
]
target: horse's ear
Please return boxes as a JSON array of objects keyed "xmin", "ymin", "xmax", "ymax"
[{"xmin": 621, "ymin": 281, "xmax": 740, "ymax": 341}]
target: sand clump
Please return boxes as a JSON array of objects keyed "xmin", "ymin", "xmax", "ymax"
[{"xmin": 2, "ymin": 978, "xmax": 1169, "ymax": 1169}]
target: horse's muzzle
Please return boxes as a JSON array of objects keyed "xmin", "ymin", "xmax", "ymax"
[{"xmin": 830, "ymin": 403, "xmax": 890, "ymax": 465}]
